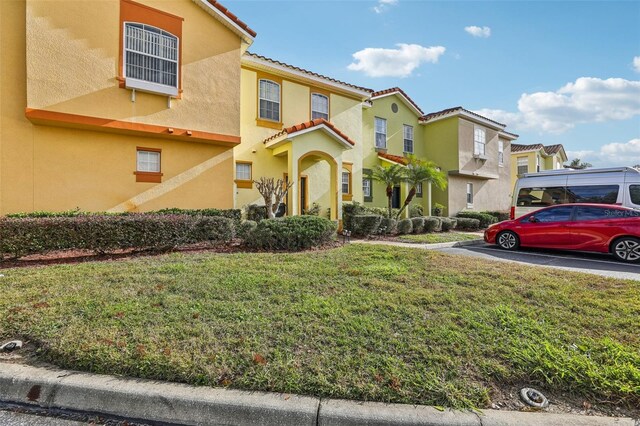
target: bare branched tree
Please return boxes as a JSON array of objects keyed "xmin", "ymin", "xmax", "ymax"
[{"xmin": 254, "ymin": 177, "xmax": 294, "ymax": 219}]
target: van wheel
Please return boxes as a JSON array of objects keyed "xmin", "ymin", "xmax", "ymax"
[
  {"xmin": 611, "ymin": 237, "xmax": 640, "ymax": 263},
  {"xmin": 497, "ymin": 231, "xmax": 520, "ymax": 250}
]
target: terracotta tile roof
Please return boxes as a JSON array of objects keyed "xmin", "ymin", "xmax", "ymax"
[
  {"xmin": 420, "ymin": 106, "xmax": 506, "ymax": 127},
  {"xmin": 511, "ymin": 143, "xmax": 544, "ymax": 153},
  {"xmin": 204, "ymin": 0, "xmax": 256, "ymax": 37},
  {"xmin": 543, "ymin": 144, "xmax": 564, "ymax": 155},
  {"xmin": 378, "ymin": 152, "xmax": 408, "ymax": 165},
  {"xmin": 262, "ymin": 118, "xmax": 356, "ymax": 146},
  {"xmin": 371, "ymin": 87, "xmax": 424, "ymax": 115},
  {"xmin": 246, "ymin": 53, "xmax": 373, "ymax": 94}
]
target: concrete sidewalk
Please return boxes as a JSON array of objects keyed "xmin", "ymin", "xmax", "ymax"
[{"xmin": 0, "ymin": 363, "xmax": 635, "ymax": 426}]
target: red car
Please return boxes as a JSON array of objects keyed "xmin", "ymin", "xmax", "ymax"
[{"xmin": 484, "ymin": 203, "xmax": 640, "ymax": 263}]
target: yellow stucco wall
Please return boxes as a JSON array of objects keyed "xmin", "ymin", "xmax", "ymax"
[
  {"xmin": 235, "ymin": 65, "xmax": 364, "ymax": 218},
  {"xmin": 1, "ymin": 0, "xmax": 242, "ymax": 214},
  {"xmin": 423, "ymin": 117, "xmax": 459, "ymax": 213}
]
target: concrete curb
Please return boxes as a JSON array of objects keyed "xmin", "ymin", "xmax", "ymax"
[
  {"xmin": 0, "ymin": 363, "xmax": 636, "ymax": 426},
  {"xmin": 352, "ymin": 238, "xmax": 485, "ymax": 250}
]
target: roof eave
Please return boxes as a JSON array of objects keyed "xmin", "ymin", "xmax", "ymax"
[
  {"xmin": 193, "ymin": 0, "xmax": 255, "ymax": 46},
  {"xmin": 370, "ymin": 92, "xmax": 423, "ymax": 117}
]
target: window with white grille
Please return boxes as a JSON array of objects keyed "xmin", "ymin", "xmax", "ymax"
[
  {"xmin": 311, "ymin": 93, "xmax": 329, "ymax": 120},
  {"xmin": 236, "ymin": 163, "xmax": 252, "ymax": 181},
  {"xmin": 259, "ymin": 79, "xmax": 281, "ymax": 122},
  {"xmin": 474, "ymin": 128, "xmax": 486, "ymax": 156},
  {"xmin": 375, "ymin": 117, "xmax": 387, "ymax": 149},
  {"xmin": 342, "ymin": 171, "xmax": 350, "ymax": 194},
  {"xmin": 498, "ymin": 140, "xmax": 504, "ymax": 166},
  {"xmin": 137, "ymin": 150, "xmax": 161, "ymax": 173},
  {"xmin": 517, "ymin": 157, "xmax": 528, "ymax": 175},
  {"xmin": 403, "ymin": 125, "xmax": 414, "ymax": 153},
  {"xmin": 124, "ymin": 23, "xmax": 178, "ymax": 96},
  {"xmin": 363, "ymin": 178, "xmax": 371, "ymax": 198}
]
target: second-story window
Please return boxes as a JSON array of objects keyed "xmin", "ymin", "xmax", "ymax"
[
  {"xmin": 498, "ymin": 140, "xmax": 504, "ymax": 166},
  {"xmin": 517, "ymin": 157, "xmax": 528, "ymax": 175},
  {"xmin": 375, "ymin": 117, "xmax": 387, "ymax": 149},
  {"xmin": 474, "ymin": 128, "xmax": 486, "ymax": 156},
  {"xmin": 311, "ymin": 93, "xmax": 329, "ymax": 120},
  {"xmin": 403, "ymin": 125, "xmax": 414, "ymax": 153},
  {"xmin": 124, "ymin": 23, "xmax": 178, "ymax": 96},
  {"xmin": 259, "ymin": 79, "xmax": 281, "ymax": 122}
]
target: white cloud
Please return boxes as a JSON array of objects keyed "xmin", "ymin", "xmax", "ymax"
[
  {"xmin": 566, "ymin": 139, "xmax": 640, "ymax": 168},
  {"xmin": 634, "ymin": 56, "xmax": 640, "ymax": 73},
  {"xmin": 373, "ymin": 0, "xmax": 398, "ymax": 14},
  {"xmin": 464, "ymin": 26, "xmax": 491, "ymax": 38},
  {"xmin": 475, "ymin": 77, "xmax": 640, "ymax": 133},
  {"xmin": 347, "ymin": 43, "xmax": 445, "ymax": 78}
]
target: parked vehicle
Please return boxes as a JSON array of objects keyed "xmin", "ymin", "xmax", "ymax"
[
  {"xmin": 511, "ymin": 167, "xmax": 640, "ymax": 219},
  {"xmin": 485, "ymin": 203, "xmax": 640, "ymax": 263}
]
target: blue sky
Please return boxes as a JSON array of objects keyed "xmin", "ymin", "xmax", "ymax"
[{"xmin": 227, "ymin": 0, "xmax": 640, "ymax": 167}]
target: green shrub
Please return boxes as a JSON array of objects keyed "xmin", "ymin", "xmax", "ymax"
[
  {"xmin": 440, "ymin": 217, "xmax": 454, "ymax": 232},
  {"xmin": 409, "ymin": 204, "xmax": 424, "ymax": 218},
  {"xmin": 153, "ymin": 208, "xmax": 241, "ymax": 227},
  {"xmin": 303, "ymin": 202, "xmax": 322, "ymax": 216},
  {"xmin": 378, "ymin": 217, "xmax": 397, "ymax": 234},
  {"xmin": 6, "ymin": 208, "xmax": 84, "ymax": 218},
  {"xmin": 245, "ymin": 216, "xmax": 336, "ymax": 251},
  {"xmin": 342, "ymin": 202, "xmax": 367, "ymax": 232},
  {"xmin": 0, "ymin": 215, "xmax": 234, "ymax": 259},
  {"xmin": 449, "ymin": 217, "xmax": 458, "ymax": 229},
  {"xmin": 432, "ymin": 203, "xmax": 445, "ymax": 217},
  {"xmin": 432, "ymin": 216, "xmax": 443, "ymax": 232},
  {"xmin": 397, "ymin": 219, "xmax": 413, "ymax": 235},
  {"xmin": 483, "ymin": 211, "xmax": 510, "ymax": 222},
  {"xmin": 246, "ymin": 204, "xmax": 267, "ymax": 222},
  {"xmin": 455, "ymin": 217, "xmax": 481, "ymax": 231},
  {"xmin": 411, "ymin": 217, "xmax": 425, "ymax": 234},
  {"xmin": 351, "ymin": 215, "xmax": 382, "ymax": 237},
  {"xmin": 456, "ymin": 211, "xmax": 497, "ymax": 228},
  {"xmin": 237, "ymin": 220, "xmax": 257, "ymax": 241},
  {"xmin": 423, "ymin": 217, "xmax": 440, "ymax": 233}
]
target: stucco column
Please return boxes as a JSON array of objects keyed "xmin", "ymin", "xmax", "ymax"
[
  {"xmin": 334, "ymin": 158, "xmax": 342, "ymax": 221},
  {"xmin": 288, "ymin": 150, "xmax": 299, "ymax": 216},
  {"xmin": 427, "ymin": 182, "xmax": 432, "ymax": 217}
]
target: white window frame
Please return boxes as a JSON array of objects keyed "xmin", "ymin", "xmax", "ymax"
[
  {"xmin": 363, "ymin": 178, "xmax": 371, "ymax": 198},
  {"xmin": 374, "ymin": 117, "xmax": 387, "ymax": 149},
  {"xmin": 123, "ymin": 22, "xmax": 179, "ymax": 97},
  {"xmin": 536, "ymin": 155, "xmax": 541, "ymax": 172},
  {"xmin": 498, "ymin": 140, "xmax": 504, "ymax": 166},
  {"xmin": 342, "ymin": 171, "xmax": 350, "ymax": 194},
  {"xmin": 416, "ymin": 182, "xmax": 423, "ymax": 197},
  {"xmin": 473, "ymin": 127, "xmax": 486, "ymax": 157},
  {"xmin": 311, "ymin": 93, "xmax": 329, "ymax": 121},
  {"xmin": 403, "ymin": 124, "xmax": 414, "ymax": 153},
  {"xmin": 466, "ymin": 183, "xmax": 474, "ymax": 208},
  {"xmin": 517, "ymin": 157, "xmax": 528, "ymax": 175},
  {"xmin": 235, "ymin": 163, "xmax": 252, "ymax": 181},
  {"xmin": 136, "ymin": 150, "xmax": 161, "ymax": 173},
  {"xmin": 258, "ymin": 79, "xmax": 281, "ymax": 122}
]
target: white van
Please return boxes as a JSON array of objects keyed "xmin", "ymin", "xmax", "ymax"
[{"xmin": 511, "ymin": 167, "xmax": 640, "ymax": 219}]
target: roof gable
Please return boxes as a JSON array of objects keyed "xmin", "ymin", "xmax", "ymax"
[
  {"xmin": 192, "ymin": 0, "xmax": 256, "ymax": 45},
  {"xmin": 371, "ymin": 87, "xmax": 424, "ymax": 117}
]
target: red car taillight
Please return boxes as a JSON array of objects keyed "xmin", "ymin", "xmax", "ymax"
[{"xmin": 510, "ymin": 206, "xmax": 515, "ymax": 220}]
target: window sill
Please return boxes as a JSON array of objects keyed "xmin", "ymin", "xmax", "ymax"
[
  {"xmin": 466, "ymin": 203, "xmax": 474, "ymax": 209},
  {"xmin": 125, "ymin": 78, "xmax": 178, "ymax": 97},
  {"xmin": 134, "ymin": 171, "xmax": 163, "ymax": 183},
  {"xmin": 342, "ymin": 194, "xmax": 353, "ymax": 201},
  {"xmin": 363, "ymin": 196, "xmax": 373, "ymax": 203},
  {"xmin": 256, "ymin": 118, "xmax": 283, "ymax": 130},
  {"xmin": 473, "ymin": 154, "xmax": 488, "ymax": 161},
  {"xmin": 375, "ymin": 147, "xmax": 387, "ymax": 153},
  {"xmin": 235, "ymin": 179, "xmax": 253, "ymax": 189}
]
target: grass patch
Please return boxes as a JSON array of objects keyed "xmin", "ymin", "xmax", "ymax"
[
  {"xmin": 398, "ymin": 232, "xmax": 481, "ymax": 244},
  {"xmin": 1, "ymin": 245, "xmax": 638, "ymax": 410}
]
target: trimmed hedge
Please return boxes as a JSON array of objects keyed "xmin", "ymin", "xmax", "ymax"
[
  {"xmin": 351, "ymin": 215, "xmax": 382, "ymax": 237},
  {"xmin": 237, "ymin": 220, "xmax": 258, "ymax": 241},
  {"xmin": 449, "ymin": 217, "xmax": 458, "ymax": 229},
  {"xmin": 409, "ymin": 204, "xmax": 424, "ymax": 218},
  {"xmin": 423, "ymin": 217, "xmax": 440, "ymax": 233},
  {"xmin": 342, "ymin": 202, "xmax": 367, "ymax": 232},
  {"xmin": 483, "ymin": 211, "xmax": 510, "ymax": 222},
  {"xmin": 411, "ymin": 217, "xmax": 425, "ymax": 234},
  {"xmin": 0, "ymin": 215, "xmax": 234, "ymax": 259},
  {"xmin": 154, "ymin": 208, "xmax": 241, "ymax": 227},
  {"xmin": 244, "ymin": 215, "xmax": 336, "ymax": 251},
  {"xmin": 397, "ymin": 219, "xmax": 413, "ymax": 235},
  {"xmin": 456, "ymin": 211, "xmax": 497, "ymax": 228},
  {"xmin": 455, "ymin": 217, "xmax": 481, "ymax": 231},
  {"xmin": 379, "ymin": 217, "xmax": 397, "ymax": 235},
  {"xmin": 440, "ymin": 217, "xmax": 454, "ymax": 232}
]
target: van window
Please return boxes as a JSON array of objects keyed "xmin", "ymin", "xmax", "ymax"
[
  {"xmin": 630, "ymin": 185, "xmax": 640, "ymax": 205},
  {"xmin": 517, "ymin": 187, "xmax": 565, "ymax": 207},
  {"xmin": 565, "ymin": 185, "xmax": 618, "ymax": 204}
]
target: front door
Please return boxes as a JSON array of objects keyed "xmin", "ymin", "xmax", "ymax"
[
  {"xmin": 392, "ymin": 186, "xmax": 401, "ymax": 209},
  {"xmin": 300, "ymin": 176, "xmax": 307, "ymax": 213}
]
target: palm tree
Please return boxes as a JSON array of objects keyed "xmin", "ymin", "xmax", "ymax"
[
  {"xmin": 395, "ymin": 156, "xmax": 447, "ymax": 219},
  {"xmin": 568, "ymin": 158, "xmax": 592, "ymax": 169},
  {"xmin": 371, "ymin": 164, "xmax": 405, "ymax": 218}
]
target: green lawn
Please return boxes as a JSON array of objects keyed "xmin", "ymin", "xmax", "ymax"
[
  {"xmin": 1, "ymin": 245, "xmax": 638, "ymax": 410},
  {"xmin": 398, "ymin": 232, "xmax": 481, "ymax": 244}
]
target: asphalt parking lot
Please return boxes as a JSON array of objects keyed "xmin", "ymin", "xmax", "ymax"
[{"xmin": 435, "ymin": 243, "xmax": 640, "ymax": 281}]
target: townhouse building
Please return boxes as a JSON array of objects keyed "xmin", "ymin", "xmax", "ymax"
[{"xmin": 510, "ymin": 144, "xmax": 568, "ymax": 189}]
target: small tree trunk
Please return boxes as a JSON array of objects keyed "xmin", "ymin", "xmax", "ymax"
[
  {"xmin": 386, "ymin": 185, "xmax": 393, "ymax": 219},
  {"xmin": 396, "ymin": 187, "xmax": 416, "ymax": 219}
]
